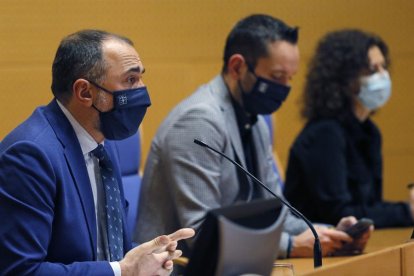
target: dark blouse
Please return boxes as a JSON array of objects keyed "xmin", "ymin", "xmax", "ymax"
[{"xmin": 284, "ymin": 116, "xmax": 413, "ymax": 228}]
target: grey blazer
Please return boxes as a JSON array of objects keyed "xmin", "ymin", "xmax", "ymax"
[{"xmin": 134, "ymin": 75, "xmax": 307, "ymax": 258}]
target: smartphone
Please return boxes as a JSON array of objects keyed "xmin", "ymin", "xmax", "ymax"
[{"xmin": 345, "ymin": 218, "xmax": 373, "ymax": 239}]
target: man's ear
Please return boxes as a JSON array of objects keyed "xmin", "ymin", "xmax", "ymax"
[
  {"xmin": 73, "ymin": 79, "xmax": 93, "ymax": 106},
  {"xmin": 227, "ymin": 54, "xmax": 247, "ymax": 80}
]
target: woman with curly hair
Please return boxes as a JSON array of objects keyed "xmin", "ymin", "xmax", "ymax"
[{"xmin": 284, "ymin": 29, "xmax": 414, "ymax": 228}]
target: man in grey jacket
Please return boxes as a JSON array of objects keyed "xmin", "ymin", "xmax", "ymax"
[{"xmin": 134, "ymin": 14, "xmax": 370, "ymax": 258}]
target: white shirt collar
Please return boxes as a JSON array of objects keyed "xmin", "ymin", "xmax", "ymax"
[{"xmin": 57, "ymin": 100, "xmax": 100, "ymax": 155}]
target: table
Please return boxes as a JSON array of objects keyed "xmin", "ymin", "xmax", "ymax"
[{"xmin": 277, "ymin": 227, "xmax": 413, "ymax": 275}]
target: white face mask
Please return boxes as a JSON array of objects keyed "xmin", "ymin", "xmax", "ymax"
[{"xmin": 358, "ymin": 70, "xmax": 392, "ymax": 110}]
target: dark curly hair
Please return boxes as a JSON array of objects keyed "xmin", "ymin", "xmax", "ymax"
[{"xmin": 302, "ymin": 29, "xmax": 390, "ymax": 121}]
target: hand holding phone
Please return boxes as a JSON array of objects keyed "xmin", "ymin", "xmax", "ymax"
[
  {"xmin": 331, "ymin": 218, "xmax": 373, "ymax": 256},
  {"xmin": 344, "ymin": 218, "xmax": 373, "ymax": 239}
]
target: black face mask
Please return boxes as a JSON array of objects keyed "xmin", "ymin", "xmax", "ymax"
[
  {"xmin": 89, "ymin": 80, "xmax": 151, "ymax": 140},
  {"xmin": 239, "ymin": 69, "xmax": 291, "ymax": 115}
]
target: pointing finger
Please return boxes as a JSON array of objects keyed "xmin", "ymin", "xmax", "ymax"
[{"xmin": 168, "ymin": 228, "xmax": 195, "ymax": 242}]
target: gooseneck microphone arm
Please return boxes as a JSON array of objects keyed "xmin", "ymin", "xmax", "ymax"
[{"xmin": 193, "ymin": 139, "xmax": 322, "ymax": 268}]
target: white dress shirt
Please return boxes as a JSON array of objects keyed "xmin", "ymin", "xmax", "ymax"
[{"xmin": 57, "ymin": 101, "xmax": 121, "ymax": 276}]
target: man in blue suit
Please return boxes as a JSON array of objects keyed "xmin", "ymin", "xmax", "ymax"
[{"xmin": 0, "ymin": 30, "xmax": 194, "ymax": 275}]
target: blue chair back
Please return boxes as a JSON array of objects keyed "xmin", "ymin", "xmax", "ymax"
[
  {"xmin": 112, "ymin": 132, "xmax": 141, "ymax": 237},
  {"xmin": 260, "ymin": 115, "xmax": 284, "ymax": 189},
  {"xmin": 262, "ymin": 114, "xmax": 274, "ymax": 143}
]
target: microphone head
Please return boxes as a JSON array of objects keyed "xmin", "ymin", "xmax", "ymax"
[{"xmin": 194, "ymin": 139, "xmax": 207, "ymax": 147}]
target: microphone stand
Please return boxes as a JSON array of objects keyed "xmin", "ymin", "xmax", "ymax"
[{"xmin": 194, "ymin": 139, "xmax": 322, "ymax": 268}]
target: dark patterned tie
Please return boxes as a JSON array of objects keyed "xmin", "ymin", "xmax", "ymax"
[{"xmin": 92, "ymin": 144, "xmax": 124, "ymax": 261}]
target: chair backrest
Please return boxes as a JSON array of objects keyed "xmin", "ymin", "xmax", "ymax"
[
  {"xmin": 260, "ymin": 115, "xmax": 285, "ymax": 189},
  {"xmin": 262, "ymin": 114, "xmax": 274, "ymax": 143},
  {"xmin": 185, "ymin": 198, "xmax": 287, "ymax": 276},
  {"xmin": 111, "ymin": 131, "xmax": 141, "ymax": 237}
]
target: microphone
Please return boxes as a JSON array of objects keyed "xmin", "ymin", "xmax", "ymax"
[{"xmin": 194, "ymin": 139, "xmax": 322, "ymax": 268}]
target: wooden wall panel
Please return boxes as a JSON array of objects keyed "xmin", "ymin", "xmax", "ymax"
[{"xmin": 1, "ymin": 0, "xmax": 413, "ymax": 201}]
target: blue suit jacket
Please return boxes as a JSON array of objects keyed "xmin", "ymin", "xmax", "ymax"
[{"xmin": 0, "ymin": 100, "xmax": 132, "ymax": 275}]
